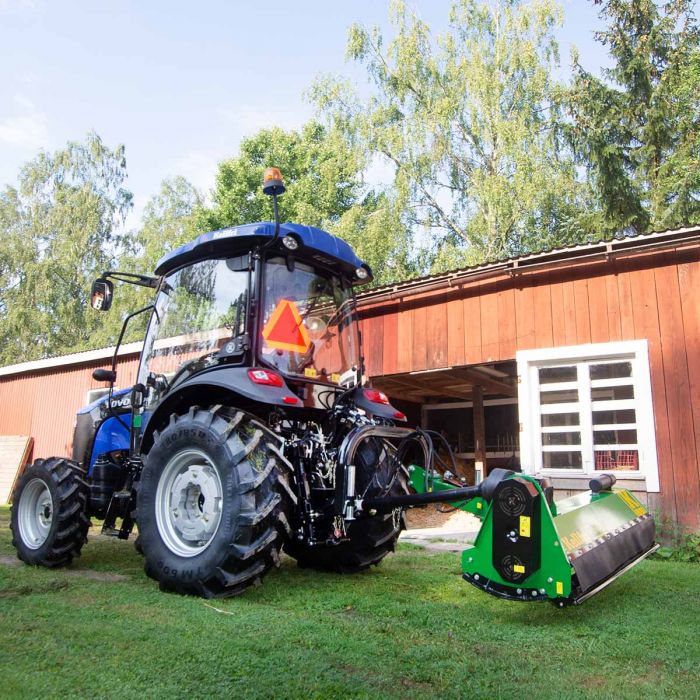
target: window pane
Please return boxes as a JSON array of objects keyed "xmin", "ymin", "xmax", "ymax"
[
  {"xmin": 591, "ymin": 385, "xmax": 635, "ymax": 401},
  {"xmin": 590, "ymin": 362, "xmax": 632, "ymax": 380},
  {"xmin": 593, "ymin": 429, "xmax": 637, "ymax": 445},
  {"xmin": 543, "ymin": 451, "xmax": 583, "ymax": 469},
  {"xmin": 592, "ymin": 409, "xmax": 636, "ymax": 425},
  {"xmin": 543, "ymin": 432, "xmax": 581, "ymax": 446},
  {"xmin": 542, "ymin": 412, "xmax": 580, "ymax": 428},
  {"xmin": 594, "ymin": 450, "xmax": 639, "ymax": 471},
  {"xmin": 540, "ymin": 389, "xmax": 579, "ymax": 404},
  {"xmin": 539, "ymin": 366, "xmax": 577, "ymax": 383}
]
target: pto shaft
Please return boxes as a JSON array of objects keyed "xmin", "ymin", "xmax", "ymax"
[{"xmin": 361, "ymin": 485, "xmax": 481, "ymax": 512}]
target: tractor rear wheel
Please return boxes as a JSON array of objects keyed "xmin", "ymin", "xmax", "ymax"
[
  {"xmin": 10, "ymin": 458, "xmax": 91, "ymax": 567},
  {"xmin": 136, "ymin": 406, "xmax": 291, "ymax": 598},
  {"xmin": 285, "ymin": 437, "xmax": 409, "ymax": 573}
]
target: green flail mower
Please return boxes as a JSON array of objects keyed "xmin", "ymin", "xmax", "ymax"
[{"xmin": 360, "ymin": 460, "xmax": 657, "ymax": 607}]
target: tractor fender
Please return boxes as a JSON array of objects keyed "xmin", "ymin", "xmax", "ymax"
[
  {"xmin": 139, "ymin": 366, "xmax": 297, "ymax": 454},
  {"xmin": 352, "ymin": 386, "xmax": 407, "ymax": 422}
]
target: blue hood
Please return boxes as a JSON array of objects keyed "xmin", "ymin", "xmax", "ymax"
[{"xmin": 76, "ymin": 387, "xmax": 131, "ymax": 415}]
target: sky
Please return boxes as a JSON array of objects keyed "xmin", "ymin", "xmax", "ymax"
[{"xmin": 0, "ymin": 0, "xmax": 615, "ymax": 229}]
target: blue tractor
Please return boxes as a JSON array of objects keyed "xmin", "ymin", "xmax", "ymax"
[
  {"xmin": 9, "ymin": 169, "xmax": 658, "ymax": 605},
  {"xmin": 10, "ymin": 168, "xmax": 417, "ymax": 597}
]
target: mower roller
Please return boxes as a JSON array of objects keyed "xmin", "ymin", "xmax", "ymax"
[{"xmin": 10, "ymin": 166, "xmax": 657, "ymax": 606}]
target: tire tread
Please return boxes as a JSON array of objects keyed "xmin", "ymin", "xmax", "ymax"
[{"xmin": 10, "ymin": 457, "xmax": 91, "ymax": 568}]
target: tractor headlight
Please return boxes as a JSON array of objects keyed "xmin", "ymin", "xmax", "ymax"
[
  {"xmin": 282, "ymin": 235, "xmax": 299, "ymax": 250},
  {"xmin": 355, "ymin": 267, "xmax": 368, "ymax": 280}
]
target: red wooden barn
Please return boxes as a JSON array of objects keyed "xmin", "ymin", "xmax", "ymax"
[{"xmin": 1, "ymin": 227, "xmax": 698, "ymax": 527}]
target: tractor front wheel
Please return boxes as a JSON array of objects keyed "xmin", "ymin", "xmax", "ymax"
[
  {"xmin": 136, "ymin": 407, "xmax": 289, "ymax": 598},
  {"xmin": 10, "ymin": 458, "xmax": 91, "ymax": 567}
]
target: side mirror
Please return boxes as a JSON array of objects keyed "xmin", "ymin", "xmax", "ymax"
[
  {"xmin": 90, "ymin": 278, "xmax": 114, "ymax": 311},
  {"xmin": 92, "ymin": 368, "xmax": 117, "ymax": 383}
]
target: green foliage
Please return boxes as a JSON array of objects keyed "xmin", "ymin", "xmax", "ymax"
[
  {"xmin": 130, "ymin": 176, "xmax": 203, "ymax": 273},
  {"xmin": 99, "ymin": 176, "xmax": 205, "ymax": 346},
  {"xmin": 3, "ymin": 1, "xmax": 699, "ymax": 364},
  {"xmin": 203, "ymin": 122, "xmax": 364, "ymax": 231},
  {"xmin": 654, "ymin": 515, "xmax": 700, "ymax": 563},
  {"xmin": 201, "ymin": 122, "xmax": 416, "ymax": 285},
  {"xmin": 330, "ymin": 191, "xmax": 418, "ymax": 284},
  {"xmin": 0, "ymin": 133, "xmax": 132, "ymax": 364},
  {"xmin": 565, "ymin": 0, "xmax": 700, "ymax": 234},
  {"xmin": 313, "ymin": 0, "xmax": 590, "ymax": 270}
]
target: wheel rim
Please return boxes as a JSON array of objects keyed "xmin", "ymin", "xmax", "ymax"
[
  {"xmin": 18, "ymin": 478, "xmax": 54, "ymax": 549},
  {"xmin": 155, "ymin": 448, "xmax": 224, "ymax": 557}
]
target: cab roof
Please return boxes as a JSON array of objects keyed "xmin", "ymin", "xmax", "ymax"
[{"xmin": 154, "ymin": 221, "xmax": 372, "ymax": 282}]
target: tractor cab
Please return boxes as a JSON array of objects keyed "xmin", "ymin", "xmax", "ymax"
[
  {"xmin": 86, "ymin": 168, "xmax": 396, "ymax": 457},
  {"xmin": 136, "ymin": 222, "xmax": 368, "ymax": 416}
]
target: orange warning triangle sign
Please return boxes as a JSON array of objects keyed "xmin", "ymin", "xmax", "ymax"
[{"xmin": 262, "ymin": 299, "xmax": 311, "ymax": 353}]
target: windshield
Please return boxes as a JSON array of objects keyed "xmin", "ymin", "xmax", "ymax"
[
  {"xmin": 137, "ymin": 258, "xmax": 248, "ymax": 407},
  {"xmin": 260, "ymin": 257, "xmax": 360, "ymax": 386}
]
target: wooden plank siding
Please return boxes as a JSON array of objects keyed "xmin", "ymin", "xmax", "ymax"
[
  {"xmin": 359, "ymin": 244, "xmax": 700, "ymax": 527},
  {"xmin": 0, "ymin": 353, "xmax": 140, "ymax": 462}
]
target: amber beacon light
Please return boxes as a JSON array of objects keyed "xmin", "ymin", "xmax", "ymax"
[{"xmin": 262, "ymin": 167, "xmax": 286, "ymax": 196}]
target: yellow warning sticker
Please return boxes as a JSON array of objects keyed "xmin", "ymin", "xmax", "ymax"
[
  {"xmin": 330, "ymin": 373, "xmax": 340, "ymax": 384},
  {"xmin": 477, "ymin": 502, "xmax": 482, "ymax": 510},
  {"xmin": 618, "ymin": 490, "xmax": 647, "ymax": 517},
  {"xmin": 556, "ymin": 581, "xmax": 564, "ymax": 595},
  {"xmin": 519, "ymin": 515, "xmax": 531, "ymax": 538},
  {"xmin": 513, "ymin": 564, "xmax": 525, "ymax": 574},
  {"xmin": 304, "ymin": 367, "xmax": 317, "ymax": 378}
]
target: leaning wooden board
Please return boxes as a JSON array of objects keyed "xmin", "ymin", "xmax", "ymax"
[{"xmin": 0, "ymin": 436, "xmax": 33, "ymax": 504}]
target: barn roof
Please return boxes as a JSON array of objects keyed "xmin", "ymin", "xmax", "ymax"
[{"xmin": 358, "ymin": 225, "xmax": 700, "ymax": 305}]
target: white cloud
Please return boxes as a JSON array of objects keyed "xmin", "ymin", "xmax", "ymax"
[
  {"xmin": 0, "ymin": 0, "xmax": 40, "ymax": 16},
  {"xmin": 216, "ymin": 104, "xmax": 311, "ymax": 137},
  {"xmin": 0, "ymin": 95, "xmax": 49, "ymax": 149},
  {"xmin": 174, "ymin": 149, "xmax": 219, "ymax": 196}
]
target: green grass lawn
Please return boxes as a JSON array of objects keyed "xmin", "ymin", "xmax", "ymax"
[{"xmin": 1, "ymin": 506, "xmax": 699, "ymax": 700}]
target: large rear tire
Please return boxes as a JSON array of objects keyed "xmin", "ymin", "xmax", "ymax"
[
  {"xmin": 10, "ymin": 458, "xmax": 90, "ymax": 567},
  {"xmin": 136, "ymin": 406, "xmax": 290, "ymax": 598},
  {"xmin": 285, "ymin": 437, "xmax": 408, "ymax": 572}
]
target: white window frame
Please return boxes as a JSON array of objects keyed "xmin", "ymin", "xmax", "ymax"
[
  {"xmin": 85, "ymin": 387, "xmax": 112, "ymax": 405},
  {"xmin": 517, "ymin": 340, "xmax": 659, "ymax": 492}
]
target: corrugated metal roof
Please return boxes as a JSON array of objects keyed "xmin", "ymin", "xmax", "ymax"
[
  {"xmin": 0, "ymin": 341, "xmax": 143, "ymax": 378},
  {"xmin": 358, "ymin": 225, "xmax": 700, "ymax": 303}
]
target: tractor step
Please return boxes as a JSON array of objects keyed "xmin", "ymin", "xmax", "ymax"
[{"xmin": 101, "ymin": 527, "xmax": 122, "ymax": 538}]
